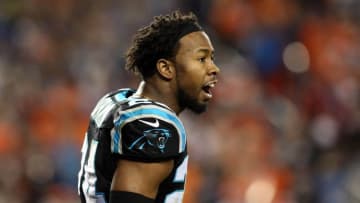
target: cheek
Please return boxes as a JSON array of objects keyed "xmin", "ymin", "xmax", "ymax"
[{"xmin": 177, "ymin": 66, "xmax": 204, "ymax": 91}]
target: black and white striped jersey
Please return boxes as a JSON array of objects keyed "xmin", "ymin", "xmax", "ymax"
[{"xmin": 78, "ymin": 88, "xmax": 188, "ymax": 203}]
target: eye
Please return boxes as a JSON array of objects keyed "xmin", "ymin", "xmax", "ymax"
[{"xmin": 199, "ymin": 57, "xmax": 206, "ymax": 63}]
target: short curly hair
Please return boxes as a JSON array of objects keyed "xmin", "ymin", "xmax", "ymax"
[{"xmin": 125, "ymin": 10, "xmax": 202, "ymax": 79}]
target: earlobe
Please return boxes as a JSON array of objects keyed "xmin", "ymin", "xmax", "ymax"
[{"xmin": 156, "ymin": 59, "xmax": 174, "ymax": 80}]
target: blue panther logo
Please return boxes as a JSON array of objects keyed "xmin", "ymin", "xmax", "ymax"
[{"xmin": 129, "ymin": 129, "xmax": 171, "ymax": 153}]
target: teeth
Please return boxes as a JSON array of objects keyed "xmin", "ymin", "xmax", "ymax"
[{"xmin": 206, "ymin": 81, "xmax": 217, "ymax": 88}]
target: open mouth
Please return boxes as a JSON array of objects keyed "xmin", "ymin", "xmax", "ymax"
[{"xmin": 202, "ymin": 81, "xmax": 217, "ymax": 98}]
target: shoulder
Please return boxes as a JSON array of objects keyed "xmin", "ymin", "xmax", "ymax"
[
  {"xmin": 111, "ymin": 97, "xmax": 187, "ymax": 159},
  {"xmin": 90, "ymin": 88, "xmax": 135, "ymax": 127},
  {"xmin": 115, "ymin": 97, "xmax": 184, "ymax": 135}
]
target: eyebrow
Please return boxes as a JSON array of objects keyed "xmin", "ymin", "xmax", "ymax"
[{"xmin": 194, "ymin": 48, "xmax": 215, "ymax": 55}]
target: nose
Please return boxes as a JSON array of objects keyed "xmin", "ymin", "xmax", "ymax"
[{"xmin": 209, "ymin": 63, "xmax": 220, "ymax": 75}]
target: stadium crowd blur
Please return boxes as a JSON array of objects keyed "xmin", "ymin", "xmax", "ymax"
[{"xmin": 0, "ymin": 0, "xmax": 359, "ymax": 202}]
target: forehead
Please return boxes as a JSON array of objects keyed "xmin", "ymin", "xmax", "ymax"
[{"xmin": 176, "ymin": 31, "xmax": 214, "ymax": 55}]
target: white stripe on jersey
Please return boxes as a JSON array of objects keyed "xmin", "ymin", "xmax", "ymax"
[{"xmin": 91, "ymin": 96, "xmax": 116, "ymax": 127}]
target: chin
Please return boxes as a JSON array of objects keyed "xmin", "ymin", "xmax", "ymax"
[
  {"xmin": 178, "ymin": 89, "xmax": 208, "ymax": 114},
  {"xmin": 188, "ymin": 102, "xmax": 208, "ymax": 114}
]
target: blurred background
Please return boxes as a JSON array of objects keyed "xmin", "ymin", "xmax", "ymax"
[{"xmin": 0, "ymin": 0, "xmax": 359, "ymax": 202}]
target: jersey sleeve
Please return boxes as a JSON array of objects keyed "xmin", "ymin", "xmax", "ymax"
[{"xmin": 110, "ymin": 104, "xmax": 186, "ymax": 162}]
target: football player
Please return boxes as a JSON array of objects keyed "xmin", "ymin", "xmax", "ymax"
[{"xmin": 78, "ymin": 10, "xmax": 219, "ymax": 203}]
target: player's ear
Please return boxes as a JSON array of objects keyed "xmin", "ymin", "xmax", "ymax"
[{"xmin": 156, "ymin": 59, "xmax": 175, "ymax": 80}]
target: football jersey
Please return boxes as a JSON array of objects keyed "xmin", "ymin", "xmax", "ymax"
[{"xmin": 78, "ymin": 88, "xmax": 188, "ymax": 203}]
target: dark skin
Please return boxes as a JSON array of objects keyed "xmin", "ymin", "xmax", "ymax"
[{"xmin": 111, "ymin": 31, "xmax": 220, "ymax": 200}]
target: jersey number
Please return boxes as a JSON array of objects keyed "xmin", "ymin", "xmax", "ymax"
[
  {"xmin": 165, "ymin": 156, "xmax": 188, "ymax": 203},
  {"xmin": 79, "ymin": 136, "xmax": 99, "ymax": 198}
]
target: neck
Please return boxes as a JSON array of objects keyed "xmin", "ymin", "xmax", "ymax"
[{"xmin": 134, "ymin": 80, "xmax": 183, "ymax": 115}]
